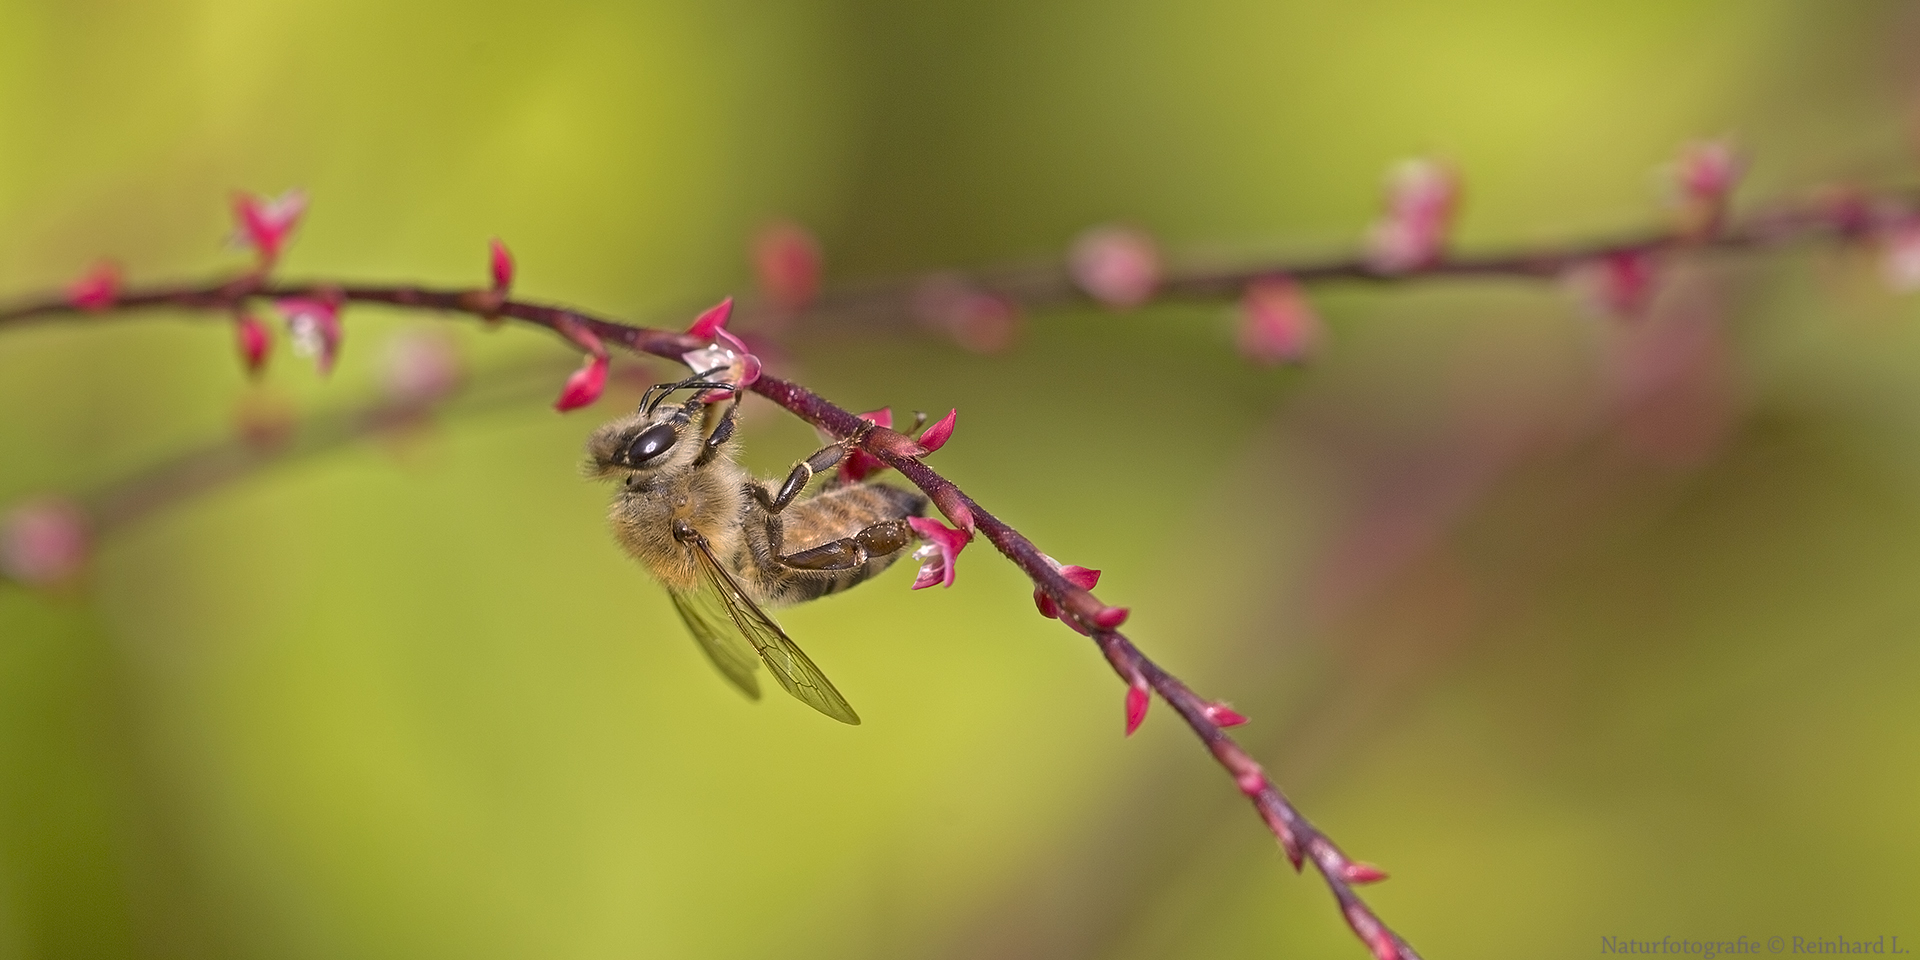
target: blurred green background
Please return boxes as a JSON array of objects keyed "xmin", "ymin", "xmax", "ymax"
[{"xmin": 4, "ymin": 1, "xmax": 1920, "ymax": 958}]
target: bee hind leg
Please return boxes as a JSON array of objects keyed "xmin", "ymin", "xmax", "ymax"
[
  {"xmin": 751, "ymin": 441, "xmax": 851, "ymax": 513},
  {"xmin": 775, "ymin": 519, "xmax": 916, "ymax": 572}
]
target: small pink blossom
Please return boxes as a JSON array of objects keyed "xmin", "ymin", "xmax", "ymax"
[
  {"xmin": 1, "ymin": 498, "xmax": 89, "ymax": 588},
  {"xmin": 1070, "ymin": 224, "xmax": 1161, "ymax": 308},
  {"xmin": 489, "ymin": 238, "xmax": 514, "ymax": 292},
  {"xmin": 753, "ymin": 221, "xmax": 823, "ymax": 311},
  {"xmin": 234, "ymin": 311, "xmax": 271, "ymax": 375},
  {"xmin": 917, "ymin": 408, "xmax": 957, "ymax": 453},
  {"xmin": 1366, "ymin": 158, "xmax": 1457, "ymax": 273},
  {"xmin": 907, "ymin": 516, "xmax": 971, "ymax": 589},
  {"xmin": 1342, "ymin": 861, "xmax": 1389, "ymax": 885},
  {"xmin": 275, "ymin": 297, "xmax": 342, "ymax": 374},
  {"xmin": 382, "ymin": 330, "xmax": 463, "ymax": 405},
  {"xmin": 912, "ymin": 274, "xmax": 1020, "ymax": 353},
  {"xmin": 66, "ymin": 262, "xmax": 121, "ymax": 311},
  {"xmin": 1034, "ymin": 557, "xmax": 1101, "ymax": 619},
  {"xmin": 555, "ymin": 353, "xmax": 609, "ymax": 412},
  {"xmin": 1123, "ymin": 677, "xmax": 1150, "ymax": 736},
  {"xmin": 1882, "ymin": 220, "xmax": 1920, "ymax": 292},
  {"xmin": 1203, "ymin": 702, "xmax": 1249, "ymax": 727},
  {"xmin": 839, "ymin": 408, "xmax": 893, "ymax": 483},
  {"xmin": 680, "ymin": 297, "xmax": 762, "ymax": 400},
  {"xmin": 1237, "ymin": 276, "xmax": 1324, "ymax": 365},
  {"xmin": 1092, "ymin": 605, "xmax": 1130, "ymax": 630},
  {"xmin": 233, "ymin": 189, "xmax": 307, "ymax": 266}
]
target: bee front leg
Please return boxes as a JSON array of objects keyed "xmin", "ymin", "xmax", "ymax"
[
  {"xmin": 774, "ymin": 519, "xmax": 916, "ymax": 572},
  {"xmin": 692, "ymin": 395, "xmax": 742, "ymax": 467}
]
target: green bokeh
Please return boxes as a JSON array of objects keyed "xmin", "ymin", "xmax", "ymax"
[{"xmin": 4, "ymin": 2, "xmax": 1918, "ymax": 958}]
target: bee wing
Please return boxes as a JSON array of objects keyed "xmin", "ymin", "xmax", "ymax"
[
  {"xmin": 668, "ymin": 589, "xmax": 763, "ymax": 702},
  {"xmin": 685, "ymin": 537, "xmax": 862, "ymax": 725}
]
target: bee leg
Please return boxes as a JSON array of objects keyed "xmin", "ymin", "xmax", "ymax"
[
  {"xmin": 751, "ymin": 442, "xmax": 849, "ymax": 514},
  {"xmin": 692, "ymin": 395, "xmax": 742, "ymax": 467},
  {"xmin": 775, "ymin": 519, "xmax": 916, "ymax": 572}
]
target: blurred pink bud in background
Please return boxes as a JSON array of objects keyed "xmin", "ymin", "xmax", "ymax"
[
  {"xmin": 1567, "ymin": 250, "xmax": 1661, "ymax": 319},
  {"xmin": 1070, "ymin": 224, "xmax": 1161, "ymax": 308},
  {"xmin": 752, "ymin": 221, "xmax": 824, "ymax": 311},
  {"xmin": 1881, "ymin": 220, "xmax": 1920, "ymax": 292},
  {"xmin": 232, "ymin": 189, "xmax": 307, "ymax": 266},
  {"xmin": 1237, "ymin": 276, "xmax": 1324, "ymax": 365},
  {"xmin": 275, "ymin": 298, "xmax": 343, "ymax": 374},
  {"xmin": 66, "ymin": 261, "xmax": 121, "ymax": 311},
  {"xmin": 1, "ymin": 498, "xmax": 90, "ymax": 588},
  {"xmin": 489, "ymin": 238, "xmax": 515, "ymax": 292},
  {"xmin": 1366, "ymin": 158, "xmax": 1457, "ymax": 273},
  {"xmin": 234, "ymin": 311, "xmax": 271, "ymax": 375}
]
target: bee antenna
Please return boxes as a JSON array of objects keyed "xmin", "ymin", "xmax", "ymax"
[{"xmin": 641, "ymin": 368, "xmax": 735, "ymax": 413}]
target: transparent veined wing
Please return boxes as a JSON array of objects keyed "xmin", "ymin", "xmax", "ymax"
[
  {"xmin": 682, "ymin": 535, "xmax": 862, "ymax": 725},
  {"xmin": 668, "ymin": 588, "xmax": 762, "ymax": 701}
]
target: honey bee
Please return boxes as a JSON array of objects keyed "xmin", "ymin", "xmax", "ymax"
[{"xmin": 585, "ymin": 372, "xmax": 927, "ymax": 724}]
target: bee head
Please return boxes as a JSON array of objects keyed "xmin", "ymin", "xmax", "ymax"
[{"xmin": 582, "ymin": 372, "xmax": 735, "ymax": 480}]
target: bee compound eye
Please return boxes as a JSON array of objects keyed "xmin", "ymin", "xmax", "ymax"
[{"xmin": 623, "ymin": 423, "xmax": 679, "ymax": 465}]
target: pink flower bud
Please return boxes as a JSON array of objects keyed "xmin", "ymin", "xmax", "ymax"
[
  {"xmin": 1034, "ymin": 556, "xmax": 1101, "ymax": 619},
  {"xmin": 489, "ymin": 238, "xmax": 514, "ymax": 292},
  {"xmin": 1366, "ymin": 158, "xmax": 1457, "ymax": 273},
  {"xmin": 1093, "ymin": 605, "xmax": 1130, "ymax": 630},
  {"xmin": 1, "ymin": 498, "xmax": 90, "ymax": 588},
  {"xmin": 1123, "ymin": 678, "xmax": 1150, "ymax": 736},
  {"xmin": 1070, "ymin": 224, "xmax": 1161, "ymax": 308},
  {"xmin": 554, "ymin": 353, "xmax": 609, "ymax": 412},
  {"xmin": 275, "ymin": 297, "xmax": 342, "ymax": 374},
  {"xmin": 907, "ymin": 516, "xmax": 972, "ymax": 590},
  {"xmin": 1342, "ymin": 861, "xmax": 1389, "ymax": 885},
  {"xmin": 1203, "ymin": 702, "xmax": 1249, "ymax": 727},
  {"xmin": 66, "ymin": 262, "xmax": 121, "ymax": 311},
  {"xmin": 234, "ymin": 311, "xmax": 271, "ymax": 376},
  {"xmin": 1237, "ymin": 277, "xmax": 1323, "ymax": 365},
  {"xmin": 752, "ymin": 221, "xmax": 823, "ymax": 311},
  {"xmin": 232, "ymin": 189, "xmax": 307, "ymax": 266},
  {"xmin": 686, "ymin": 297, "xmax": 734, "ymax": 340},
  {"xmin": 381, "ymin": 329, "xmax": 463, "ymax": 406},
  {"xmin": 917, "ymin": 408, "xmax": 957, "ymax": 453}
]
